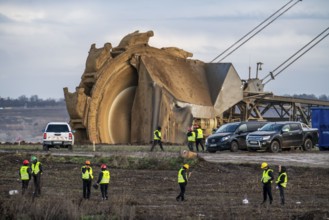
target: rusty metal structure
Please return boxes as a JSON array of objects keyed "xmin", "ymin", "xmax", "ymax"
[{"xmin": 64, "ymin": 30, "xmax": 329, "ymax": 144}]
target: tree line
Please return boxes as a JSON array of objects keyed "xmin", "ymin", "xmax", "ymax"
[
  {"xmin": 1, "ymin": 93, "xmax": 328, "ymax": 108},
  {"xmin": 0, "ymin": 95, "xmax": 65, "ymax": 108}
]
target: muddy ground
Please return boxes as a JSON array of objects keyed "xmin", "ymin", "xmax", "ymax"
[{"xmin": 0, "ymin": 151, "xmax": 329, "ymax": 220}]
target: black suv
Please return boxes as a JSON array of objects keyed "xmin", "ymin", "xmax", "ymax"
[{"xmin": 206, "ymin": 121, "xmax": 267, "ymax": 153}]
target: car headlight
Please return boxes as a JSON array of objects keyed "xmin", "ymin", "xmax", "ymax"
[
  {"xmin": 246, "ymin": 134, "xmax": 250, "ymax": 140},
  {"xmin": 262, "ymin": 136, "xmax": 271, "ymax": 141},
  {"xmin": 205, "ymin": 138, "xmax": 208, "ymax": 144},
  {"xmin": 221, "ymin": 136, "xmax": 230, "ymax": 142}
]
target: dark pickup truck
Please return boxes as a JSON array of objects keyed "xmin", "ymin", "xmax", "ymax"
[{"xmin": 246, "ymin": 121, "xmax": 318, "ymax": 153}]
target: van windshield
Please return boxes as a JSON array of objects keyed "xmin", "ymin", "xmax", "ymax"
[
  {"xmin": 259, "ymin": 123, "xmax": 283, "ymax": 132},
  {"xmin": 216, "ymin": 124, "xmax": 239, "ymax": 133}
]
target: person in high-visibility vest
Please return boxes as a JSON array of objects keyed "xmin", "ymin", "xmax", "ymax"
[
  {"xmin": 276, "ymin": 165, "xmax": 288, "ymax": 205},
  {"xmin": 150, "ymin": 126, "xmax": 164, "ymax": 151},
  {"xmin": 31, "ymin": 155, "xmax": 43, "ymax": 197},
  {"xmin": 194, "ymin": 125, "xmax": 205, "ymax": 152},
  {"xmin": 186, "ymin": 128, "xmax": 196, "ymax": 151},
  {"xmin": 95, "ymin": 164, "xmax": 111, "ymax": 200},
  {"xmin": 81, "ymin": 160, "xmax": 94, "ymax": 199},
  {"xmin": 260, "ymin": 162, "xmax": 274, "ymax": 205},
  {"xmin": 176, "ymin": 164, "xmax": 191, "ymax": 202},
  {"xmin": 19, "ymin": 160, "xmax": 31, "ymax": 195}
]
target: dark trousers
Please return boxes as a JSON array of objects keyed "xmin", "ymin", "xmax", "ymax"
[
  {"xmin": 151, "ymin": 140, "xmax": 164, "ymax": 151},
  {"xmin": 262, "ymin": 183, "xmax": 273, "ymax": 203},
  {"xmin": 187, "ymin": 142, "xmax": 195, "ymax": 151},
  {"xmin": 278, "ymin": 185, "xmax": 285, "ymax": 205},
  {"xmin": 33, "ymin": 174, "xmax": 41, "ymax": 196},
  {"xmin": 195, "ymin": 139, "xmax": 204, "ymax": 151},
  {"xmin": 21, "ymin": 180, "xmax": 29, "ymax": 195},
  {"xmin": 100, "ymin": 184, "xmax": 109, "ymax": 199},
  {"xmin": 176, "ymin": 183, "xmax": 187, "ymax": 201},
  {"xmin": 82, "ymin": 179, "xmax": 92, "ymax": 199}
]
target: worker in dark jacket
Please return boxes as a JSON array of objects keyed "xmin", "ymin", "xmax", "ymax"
[
  {"xmin": 276, "ymin": 165, "xmax": 288, "ymax": 205},
  {"xmin": 95, "ymin": 164, "xmax": 110, "ymax": 200},
  {"xmin": 187, "ymin": 128, "xmax": 196, "ymax": 151},
  {"xmin": 31, "ymin": 156, "xmax": 43, "ymax": 197},
  {"xmin": 194, "ymin": 125, "xmax": 204, "ymax": 152},
  {"xmin": 150, "ymin": 126, "xmax": 164, "ymax": 151},
  {"xmin": 261, "ymin": 162, "xmax": 274, "ymax": 204},
  {"xmin": 19, "ymin": 159, "xmax": 31, "ymax": 195},
  {"xmin": 176, "ymin": 164, "xmax": 191, "ymax": 201},
  {"xmin": 81, "ymin": 160, "xmax": 94, "ymax": 199}
]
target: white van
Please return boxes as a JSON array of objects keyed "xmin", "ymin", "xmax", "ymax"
[{"xmin": 43, "ymin": 122, "xmax": 74, "ymax": 151}]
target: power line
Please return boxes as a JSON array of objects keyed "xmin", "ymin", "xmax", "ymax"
[
  {"xmin": 263, "ymin": 27, "xmax": 329, "ymax": 85},
  {"xmin": 210, "ymin": 0, "xmax": 301, "ymax": 63}
]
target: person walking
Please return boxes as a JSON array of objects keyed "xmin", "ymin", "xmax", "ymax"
[
  {"xmin": 31, "ymin": 156, "xmax": 43, "ymax": 197},
  {"xmin": 195, "ymin": 125, "xmax": 204, "ymax": 152},
  {"xmin": 19, "ymin": 159, "xmax": 31, "ymax": 195},
  {"xmin": 260, "ymin": 162, "xmax": 274, "ymax": 205},
  {"xmin": 176, "ymin": 164, "xmax": 191, "ymax": 202},
  {"xmin": 95, "ymin": 164, "xmax": 110, "ymax": 200},
  {"xmin": 276, "ymin": 165, "xmax": 288, "ymax": 205},
  {"xmin": 187, "ymin": 128, "xmax": 196, "ymax": 151},
  {"xmin": 81, "ymin": 160, "xmax": 94, "ymax": 199},
  {"xmin": 150, "ymin": 126, "xmax": 164, "ymax": 151}
]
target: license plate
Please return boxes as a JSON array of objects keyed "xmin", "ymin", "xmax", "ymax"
[
  {"xmin": 249, "ymin": 141, "xmax": 258, "ymax": 144},
  {"xmin": 53, "ymin": 141, "xmax": 62, "ymax": 144},
  {"xmin": 210, "ymin": 144, "xmax": 217, "ymax": 147}
]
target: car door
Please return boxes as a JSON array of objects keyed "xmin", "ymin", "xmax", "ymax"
[
  {"xmin": 290, "ymin": 123, "xmax": 303, "ymax": 146},
  {"xmin": 281, "ymin": 124, "xmax": 293, "ymax": 147},
  {"xmin": 236, "ymin": 123, "xmax": 248, "ymax": 149}
]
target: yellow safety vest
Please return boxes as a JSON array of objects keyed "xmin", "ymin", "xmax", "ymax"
[
  {"xmin": 188, "ymin": 131, "xmax": 196, "ymax": 142},
  {"xmin": 178, "ymin": 168, "xmax": 188, "ymax": 183},
  {"xmin": 261, "ymin": 169, "xmax": 273, "ymax": 183},
  {"xmin": 197, "ymin": 128, "xmax": 203, "ymax": 139},
  {"xmin": 81, "ymin": 166, "xmax": 93, "ymax": 180},
  {"xmin": 20, "ymin": 165, "xmax": 29, "ymax": 180},
  {"xmin": 154, "ymin": 130, "xmax": 161, "ymax": 140},
  {"xmin": 31, "ymin": 162, "xmax": 41, "ymax": 175},
  {"xmin": 276, "ymin": 172, "xmax": 288, "ymax": 188},
  {"xmin": 100, "ymin": 170, "xmax": 110, "ymax": 184}
]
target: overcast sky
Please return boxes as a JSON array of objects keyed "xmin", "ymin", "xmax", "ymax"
[{"xmin": 0, "ymin": 0, "xmax": 328, "ymax": 100}]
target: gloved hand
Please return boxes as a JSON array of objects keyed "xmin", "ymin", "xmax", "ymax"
[{"xmin": 93, "ymin": 183, "xmax": 99, "ymax": 189}]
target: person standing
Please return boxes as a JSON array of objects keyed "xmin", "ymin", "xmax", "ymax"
[
  {"xmin": 31, "ymin": 156, "xmax": 43, "ymax": 197},
  {"xmin": 150, "ymin": 126, "xmax": 164, "ymax": 151},
  {"xmin": 81, "ymin": 160, "xmax": 94, "ymax": 199},
  {"xmin": 19, "ymin": 159, "xmax": 31, "ymax": 195},
  {"xmin": 95, "ymin": 164, "xmax": 110, "ymax": 200},
  {"xmin": 260, "ymin": 162, "xmax": 274, "ymax": 205},
  {"xmin": 276, "ymin": 165, "xmax": 288, "ymax": 205},
  {"xmin": 187, "ymin": 128, "xmax": 196, "ymax": 151},
  {"xmin": 195, "ymin": 125, "xmax": 204, "ymax": 152},
  {"xmin": 176, "ymin": 164, "xmax": 190, "ymax": 202}
]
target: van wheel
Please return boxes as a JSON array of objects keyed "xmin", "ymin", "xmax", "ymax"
[
  {"xmin": 43, "ymin": 145, "xmax": 49, "ymax": 151},
  {"xmin": 230, "ymin": 141, "xmax": 239, "ymax": 152},
  {"xmin": 303, "ymin": 138, "xmax": 313, "ymax": 151},
  {"xmin": 269, "ymin": 141, "xmax": 280, "ymax": 153}
]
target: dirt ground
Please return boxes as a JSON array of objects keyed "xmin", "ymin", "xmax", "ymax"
[{"xmin": 1, "ymin": 151, "xmax": 329, "ymax": 220}]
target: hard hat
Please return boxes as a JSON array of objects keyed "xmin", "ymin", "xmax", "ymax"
[
  {"xmin": 261, "ymin": 162, "xmax": 268, "ymax": 169},
  {"xmin": 23, "ymin": 160, "xmax": 29, "ymax": 165},
  {"xmin": 183, "ymin": 164, "xmax": 189, "ymax": 169},
  {"xmin": 85, "ymin": 160, "xmax": 91, "ymax": 165},
  {"xmin": 31, "ymin": 156, "xmax": 37, "ymax": 161},
  {"xmin": 101, "ymin": 164, "xmax": 107, "ymax": 169}
]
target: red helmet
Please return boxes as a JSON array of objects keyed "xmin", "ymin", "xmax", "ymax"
[
  {"xmin": 101, "ymin": 164, "xmax": 107, "ymax": 169},
  {"xmin": 23, "ymin": 160, "xmax": 29, "ymax": 165}
]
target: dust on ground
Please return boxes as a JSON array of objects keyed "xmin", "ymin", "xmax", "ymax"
[{"xmin": 0, "ymin": 151, "xmax": 329, "ymax": 219}]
